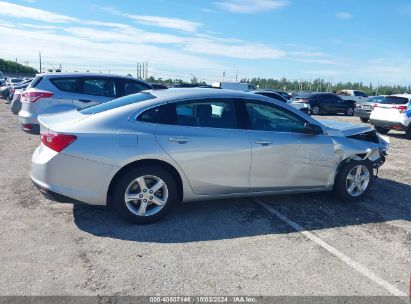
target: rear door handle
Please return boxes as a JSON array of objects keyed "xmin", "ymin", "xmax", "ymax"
[
  {"xmin": 254, "ymin": 139, "xmax": 272, "ymax": 146},
  {"xmin": 79, "ymin": 99, "xmax": 92, "ymax": 103},
  {"xmin": 169, "ymin": 137, "xmax": 191, "ymax": 144}
]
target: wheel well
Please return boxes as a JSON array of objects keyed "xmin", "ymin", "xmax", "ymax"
[{"xmin": 107, "ymin": 159, "xmax": 184, "ymax": 205}]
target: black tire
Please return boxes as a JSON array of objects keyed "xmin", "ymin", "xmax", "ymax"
[
  {"xmin": 334, "ymin": 160, "xmax": 374, "ymax": 202},
  {"xmin": 375, "ymin": 126, "xmax": 389, "ymax": 134},
  {"xmin": 311, "ymin": 105, "xmax": 321, "ymax": 115},
  {"xmin": 406, "ymin": 126, "xmax": 411, "ymax": 140},
  {"xmin": 360, "ymin": 117, "xmax": 369, "ymax": 123},
  {"xmin": 345, "ymin": 107, "xmax": 354, "ymax": 116},
  {"xmin": 112, "ymin": 166, "xmax": 179, "ymax": 224}
]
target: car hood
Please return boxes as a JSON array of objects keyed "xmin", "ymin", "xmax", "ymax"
[{"xmin": 318, "ymin": 119, "xmax": 374, "ymax": 136}]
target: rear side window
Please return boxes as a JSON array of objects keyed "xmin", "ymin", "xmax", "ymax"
[
  {"xmin": 80, "ymin": 92, "xmax": 155, "ymax": 115},
  {"xmin": 28, "ymin": 76, "xmax": 43, "ymax": 89},
  {"xmin": 124, "ymin": 81, "xmax": 150, "ymax": 95},
  {"xmin": 50, "ymin": 78, "xmax": 78, "ymax": 93},
  {"xmin": 380, "ymin": 96, "xmax": 409, "ymax": 105},
  {"xmin": 82, "ymin": 78, "xmax": 116, "ymax": 97},
  {"xmin": 138, "ymin": 98, "xmax": 238, "ymax": 129}
]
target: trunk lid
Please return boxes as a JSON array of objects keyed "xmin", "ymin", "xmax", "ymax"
[{"xmin": 38, "ymin": 110, "xmax": 88, "ymax": 133}]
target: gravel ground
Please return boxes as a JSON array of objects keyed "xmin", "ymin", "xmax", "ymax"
[{"xmin": 0, "ymin": 101, "xmax": 409, "ymax": 298}]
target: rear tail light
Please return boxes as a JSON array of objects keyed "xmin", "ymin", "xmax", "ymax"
[
  {"xmin": 356, "ymin": 104, "xmax": 362, "ymax": 109},
  {"xmin": 372, "ymin": 103, "xmax": 378, "ymax": 108},
  {"xmin": 21, "ymin": 90, "xmax": 53, "ymax": 103},
  {"xmin": 393, "ymin": 105, "xmax": 407, "ymax": 113},
  {"xmin": 41, "ymin": 133, "xmax": 77, "ymax": 152}
]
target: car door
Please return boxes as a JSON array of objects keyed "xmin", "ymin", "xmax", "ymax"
[
  {"xmin": 72, "ymin": 77, "xmax": 117, "ymax": 109},
  {"xmin": 242, "ymin": 99, "xmax": 337, "ymax": 191},
  {"xmin": 154, "ymin": 98, "xmax": 252, "ymax": 195},
  {"xmin": 329, "ymin": 94, "xmax": 348, "ymax": 113}
]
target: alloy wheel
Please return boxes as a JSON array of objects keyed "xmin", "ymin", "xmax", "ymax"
[
  {"xmin": 345, "ymin": 165, "xmax": 370, "ymax": 197},
  {"xmin": 312, "ymin": 106, "xmax": 320, "ymax": 115},
  {"xmin": 124, "ymin": 175, "xmax": 169, "ymax": 216}
]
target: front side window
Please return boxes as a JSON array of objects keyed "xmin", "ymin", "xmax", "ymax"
[
  {"xmin": 81, "ymin": 78, "xmax": 116, "ymax": 97},
  {"xmin": 245, "ymin": 101, "xmax": 306, "ymax": 133}
]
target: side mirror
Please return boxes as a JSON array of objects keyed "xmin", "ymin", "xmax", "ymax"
[{"xmin": 304, "ymin": 123, "xmax": 323, "ymax": 135}]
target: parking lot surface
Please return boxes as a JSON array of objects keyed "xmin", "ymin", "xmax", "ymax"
[{"xmin": 0, "ymin": 101, "xmax": 410, "ymax": 297}]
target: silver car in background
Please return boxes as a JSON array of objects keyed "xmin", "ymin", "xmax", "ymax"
[
  {"xmin": 31, "ymin": 89, "xmax": 388, "ymax": 224},
  {"xmin": 19, "ymin": 72, "xmax": 151, "ymax": 134}
]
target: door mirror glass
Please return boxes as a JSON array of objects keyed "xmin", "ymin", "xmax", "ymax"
[{"xmin": 303, "ymin": 123, "xmax": 323, "ymax": 135}]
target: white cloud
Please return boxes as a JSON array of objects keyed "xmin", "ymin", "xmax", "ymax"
[
  {"xmin": 184, "ymin": 39, "xmax": 286, "ymax": 59},
  {"xmin": 103, "ymin": 7, "xmax": 201, "ymax": 33},
  {"xmin": 0, "ymin": 1, "xmax": 77, "ymax": 23},
  {"xmin": 336, "ymin": 12, "xmax": 353, "ymax": 20},
  {"xmin": 214, "ymin": 0, "xmax": 289, "ymax": 13}
]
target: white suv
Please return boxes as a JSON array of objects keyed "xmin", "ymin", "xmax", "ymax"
[
  {"xmin": 369, "ymin": 94, "xmax": 411, "ymax": 139},
  {"xmin": 18, "ymin": 73, "xmax": 151, "ymax": 134}
]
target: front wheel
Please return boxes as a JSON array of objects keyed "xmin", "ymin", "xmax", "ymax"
[
  {"xmin": 375, "ymin": 126, "xmax": 389, "ymax": 134},
  {"xmin": 345, "ymin": 107, "xmax": 354, "ymax": 116},
  {"xmin": 311, "ymin": 105, "xmax": 321, "ymax": 115},
  {"xmin": 360, "ymin": 117, "xmax": 369, "ymax": 123},
  {"xmin": 334, "ymin": 160, "xmax": 374, "ymax": 202},
  {"xmin": 112, "ymin": 166, "xmax": 179, "ymax": 224}
]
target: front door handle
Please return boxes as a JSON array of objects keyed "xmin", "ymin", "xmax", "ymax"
[
  {"xmin": 79, "ymin": 99, "xmax": 92, "ymax": 103},
  {"xmin": 254, "ymin": 139, "xmax": 272, "ymax": 146},
  {"xmin": 169, "ymin": 137, "xmax": 191, "ymax": 144}
]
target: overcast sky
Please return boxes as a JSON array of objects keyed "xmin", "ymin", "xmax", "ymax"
[{"xmin": 0, "ymin": 0, "xmax": 410, "ymax": 85}]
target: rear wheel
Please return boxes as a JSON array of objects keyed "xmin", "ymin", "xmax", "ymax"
[
  {"xmin": 345, "ymin": 107, "xmax": 354, "ymax": 116},
  {"xmin": 406, "ymin": 126, "xmax": 411, "ymax": 139},
  {"xmin": 360, "ymin": 117, "xmax": 369, "ymax": 123},
  {"xmin": 334, "ymin": 160, "xmax": 373, "ymax": 202},
  {"xmin": 112, "ymin": 166, "xmax": 179, "ymax": 224},
  {"xmin": 311, "ymin": 105, "xmax": 321, "ymax": 115},
  {"xmin": 375, "ymin": 126, "xmax": 389, "ymax": 134}
]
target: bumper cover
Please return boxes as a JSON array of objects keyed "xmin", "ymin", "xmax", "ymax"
[{"xmin": 370, "ymin": 119, "xmax": 406, "ymax": 131}]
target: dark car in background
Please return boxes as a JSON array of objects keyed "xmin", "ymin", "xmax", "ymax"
[
  {"xmin": 293, "ymin": 93, "xmax": 355, "ymax": 116},
  {"xmin": 355, "ymin": 95, "xmax": 385, "ymax": 123},
  {"xmin": 273, "ymin": 90, "xmax": 292, "ymax": 100}
]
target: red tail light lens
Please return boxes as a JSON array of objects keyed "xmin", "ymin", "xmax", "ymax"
[
  {"xmin": 21, "ymin": 91, "xmax": 53, "ymax": 103},
  {"xmin": 41, "ymin": 133, "xmax": 77, "ymax": 152},
  {"xmin": 393, "ymin": 105, "xmax": 407, "ymax": 113}
]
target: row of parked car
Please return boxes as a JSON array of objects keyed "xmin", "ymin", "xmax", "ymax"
[{"xmin": 0, "ymin": 72, "xmax": 397, "ymax": 224}]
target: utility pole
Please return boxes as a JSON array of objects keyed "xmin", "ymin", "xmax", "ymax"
[
  {"xmin": 39, "ymin": 52, "xmax": 42, "ymax": 73},
  {"xmin": 145, "ymin": 62, "xmax": 148, "ymax": 80},
  {"xmin": 235, "ymin": 69, "xmax": 239, "ymax": 82}
]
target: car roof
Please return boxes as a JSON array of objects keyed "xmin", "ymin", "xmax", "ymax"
[
  {"xmin": 38, "ymin": 72, "xmax": 142, "ymax": 80},
  {"xmin": 148, "ymin": 88, "xmax": 263, "ymax": 101}
]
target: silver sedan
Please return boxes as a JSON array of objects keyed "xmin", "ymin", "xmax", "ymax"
[{"xmin": 31, "ymin": 88, "xmax": 389, "ymax": 224}]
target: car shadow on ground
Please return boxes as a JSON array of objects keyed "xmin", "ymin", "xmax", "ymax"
[{"xmin": 73, "ymin": 178, "xmax": 411, "ymax": 243}]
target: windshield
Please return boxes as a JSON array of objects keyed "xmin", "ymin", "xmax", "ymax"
[
  {"xmin": 79, "ymin": 92, "xmax": 156, "ymax": 115},
  {"xmin": 380, "ymin": 96, "xmax": 409, "ymax": 105}
]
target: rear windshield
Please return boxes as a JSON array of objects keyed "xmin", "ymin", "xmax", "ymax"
[
  {"xmin": 79, "ymin": 92, "xmax": 156, "ymax": 115},
  {"xmin": 369, "ymin": 96, "xmax": 385, "ymax": 103},
  {"xmin": 380, "ymin": 96, "xmax": 409, "ymax": 105}
]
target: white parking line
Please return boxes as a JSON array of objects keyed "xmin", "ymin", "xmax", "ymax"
[{"xmin": 254, "ymin": 199, "xmax": 407, "ymax": 297}]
